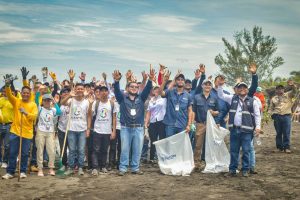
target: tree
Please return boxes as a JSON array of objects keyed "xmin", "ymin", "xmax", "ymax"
[{"xmin": 215, "ymin": 26, "xmax": 284, "ymax": 86}]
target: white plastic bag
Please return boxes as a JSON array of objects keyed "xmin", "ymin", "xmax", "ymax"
[
  {"xmin": 154, "ymin": 131, "xmax": 194, "ymax": 176},
  {"xmin": 202, "ymin": 111, "xmax": 230, "ymax": 173}
]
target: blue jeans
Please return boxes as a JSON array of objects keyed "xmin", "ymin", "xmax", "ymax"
[
  {"xmin": 273, "ymin": 114, "xmax": 291, "ymax": 150},
  {"xmin": 250, "ymin": 139, "xmax": 255, "ymax": 169},
  {"xmin": 7, "ymin": 133, "xmax": 31, "ymax": 175},
  {"xmin": 229, "ymin": 128, "xmax": 253, "ymax": 173},
  {"xmin": 0, "ymin": 124, "xmax": 10, "ymax": 163},
  {"xmin": 119, "ymin": 126, "xmax": 144, "ymax": 172},
  {"xmin": 165, "ymin": 125, "xmax": 185, "ymax": 138},
  {"xmin": 67, "ymin": 131, "xmax": 86, "ymax": 169}
]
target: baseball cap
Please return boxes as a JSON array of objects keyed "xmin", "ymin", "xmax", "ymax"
[{"xmin": 42, "ymin": 93, "xmax": 52, "ymax": 100}]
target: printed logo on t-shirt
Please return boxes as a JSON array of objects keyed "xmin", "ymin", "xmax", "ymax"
[
  {"xmin": 117, "ymin": 112, "xmax": 120, "ymax": 120},
  {"xmin": 44, "ymin": 113, "xmax": 51, "ymax": 122},
  {"xmin": 72, "ymin": 106, "xmax": 83, "ymax": 120},
  {"xmin": 100, "ymin": 108, "xmax": 108, "ymax": 118}
]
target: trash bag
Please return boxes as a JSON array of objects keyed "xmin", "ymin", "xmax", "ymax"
[
  {"xmin": 154, "ymin": 131, "xmax": 194, "ymax": 176},
  {"xmin": 202, "ymin": 111, "xmax": 230, "ymax": 173}
]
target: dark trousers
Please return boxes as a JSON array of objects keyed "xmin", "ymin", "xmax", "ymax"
[
  {"xmin": 148, "ymin": 121, "xmax": 166, "ymax": 160},
  {"xmin": 7, "ymin": 133, "xmax": 31, "ymax": 175},
  {"xmin": 57, "ymin": 129, "xmax": 68, "ymax": 166},
  {"xmin": 92, "ymin": 133, "xmax": 110, "ymax": 169},
  {"xmin": 109, "ymin": 129, "xmax": 121, "ymax": 166},
  {"xmin": 87, "ymin": 131, "xmax": 94, "ymax": 169},
  {"xmin": 0, "ymin": 124, "xmax": 10, "ymax": 163},
  {"xmin": 273, "ymin": 114, "xmax": 292, "ymax": 150},
  {"xmin": 30, "ymin": 131, "xmax": 37, "ymax": 166}
]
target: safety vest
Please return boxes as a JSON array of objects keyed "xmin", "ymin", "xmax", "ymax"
[{"xmin": 228, "ymin": 95, "xmax": 255, "ymax": 133}]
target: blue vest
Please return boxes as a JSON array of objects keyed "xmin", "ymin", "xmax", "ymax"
[{"xmin": 228, "ymin": 95, "xmax": 255, "ymax": 133}]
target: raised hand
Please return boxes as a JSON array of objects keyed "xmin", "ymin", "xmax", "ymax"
[
  {"xmin": 125, "ymin": 70, "xmax": 133, "ymax": 81},
  {"xmin": 248, "ymin": 63, "xmax": 257, "ymax": 74},
  {"xmin": 287, "ymin": 79, "xmax": 294, "ymax": 86},
  {"xmin": 49, "ymin": 72, "xmax": 57, "ymax": 81},
  {"xmin": 20, "ymin": 67, "xmax": 29, "ymax": 80},
  {"xmin": 102, "ymin": 72, "xmax": 107, "ymax": 81},
  {"xmin": 88, "ymin": 93, "xmax": 95, "ymax": 104},
  {"xmin": 3, "ymin": 74, "xmax": 13, "ymax": 86},
  {"xmin": 208, "ymin": 75, "xmax": 213, "ymax": 80},
  {"xmin": 79, "ymin": 72, "xmax": 86, "ymax": 81},
  {"xmin": 92, "ymin": 77, "xmax": 96, "ymax": 83},
  {"xmin": 159, "ymin": 63, "xmax": 167, "ymax": 74},
  {"xmin": 141, "ymin": 71, "xmax": 148, "ymax": 82},
  {"xmin": 199, "ymin": 64, "xmax": 205, "ymax": 74},
  {"xmin": 194, "ymin": 69, "xmax": 201, "ymax": 80},
  {"xmin": 42, "ymin": 67, "xmax": 48, "ymax": 79},
  {"xmin": 54, "ymin": 95, "xmax": 60, "ymax": 103},
  {"xmin": 112, "ymin": 70, "xmax": 122, "ymax": 82},
  {"xmin": 68, "ymin": 69, "xmax": 75, "ymax": 80},
  {"xmin": 148, "ymin": 64, "xmax": 156, "ymax": 82},
  {"xmin": 29, "ymin": 75, "xmax": 38, "ymax": 84},
  {"xmin": 164, "ymin": 70, "xmax": 171, "ymax": 82}
]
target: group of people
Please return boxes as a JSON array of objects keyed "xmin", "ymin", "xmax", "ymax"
[{"xmin": 0, "ymin": 63, "xmax": 298, "ymax": 179}]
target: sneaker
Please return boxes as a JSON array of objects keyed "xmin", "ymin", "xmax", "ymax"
[
  {"xmin": 242, "ymin": 171, "xmax": 249, "ymax": 177},
  {"xmin": 20, "ymin": 173, "xmax": 27, "ymax": 179},
  {"xmin": 278, "ymin": 148, "xmax": 284, "ymax": 153},
  {"xmin": 250, "ymin": 168, "xmax": 258, "ymax": 174},
  {"xmin": 131, "ymin": 170, "xmax": 144, "ymax": 175},
  {"xmin": 38, "ymin": 170, "xmax": 44, "ymax": 177},
  {"xmin": 48, "ymin": 169, "xmax": 56, "ymax": 176},
  {"xmin": 1, "ymin": 162, "xmax": 8, "ymax": 169},
  {"xmin": 2, "ymin": 173, "xmax": 14, "ymax": 179},
  {"xmin": 78, "ymin": 168, "xmax": 84, "ymax": 176},
  {"xmin": 101, "ymin": 168, "xmax": 108, "ymax": 173},
  {"xmin": 225, "ymin": 171, "xmax": 237, "ymax": 177},
  {"xmin": 285, "ymin": 149, "xmax": 292, "ymax": 154},
  {"xmin": 92, "ymin": 169, "xmax": 98, "ymax": 176},
  {"xmin": 118, "ymin": 171, "xmax": 126, "ymax": 176},
  {"xmin": 31, "ymin": 165, "xmax": 39, "ymax": 172},
  {"xmin": 64, "ymin": 168, "xmax": 74, "ymax": 176}
]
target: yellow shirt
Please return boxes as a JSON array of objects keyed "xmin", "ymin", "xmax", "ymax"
[
  {"xmin": 0, "ymin": 97, "xmax": 14, "ymax": 123},
  {"xmin": 5, "ymin": 86, "xmax": 38, "ymax": 139},
  {"xmin": 270, "ymin": 87, "xmax": 298, "ymax": 115}
]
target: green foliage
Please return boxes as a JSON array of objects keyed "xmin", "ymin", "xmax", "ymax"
[{"xmin": 215, "ymin": 26, "xmax": 284, "ymax": 86}]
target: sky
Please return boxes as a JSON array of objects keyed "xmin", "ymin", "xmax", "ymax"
[{"xmin": 0, "ymin": 0, "xmax": 299, "ymax": 88}]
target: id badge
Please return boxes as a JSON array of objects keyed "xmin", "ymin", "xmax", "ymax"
[
  {"xmin": 130, "ymin": 109, "xmax": 136, "ymax": 116},
  {"xmin": 175, "ymin": 104, "xmax": 180, "ymax": 111}
]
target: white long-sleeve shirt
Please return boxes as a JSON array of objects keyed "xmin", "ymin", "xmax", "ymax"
[{"xmin": 217, "ymin": 86, "xmax": 261, "ymax": 129}]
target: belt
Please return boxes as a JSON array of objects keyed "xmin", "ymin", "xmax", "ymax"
[
  {"xmin": 123, "ymin": 124, "xmax": 143, "ymax": 128},
  {"xmin": 1, "ymin": 122, "xmax": 12, "ymax": 126},
  {"xmin": 233, "ymin": 125, "xmax": 241, "ymax": 129}
]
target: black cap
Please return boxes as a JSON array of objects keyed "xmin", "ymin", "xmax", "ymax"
[
  {"xmin": 185, "ymin": 79, "xmax": 192, "ymax": 84},
  {"xmin": 276, "ymin": 85, "xmax": 285, "ymax": 89},
  {"xmin": 176, "ymin": 74, "xmax": 185, "ymax": 80},
  {"xmin": 60, "ymin": 87, "xmax": 71, "ymax": 95}
]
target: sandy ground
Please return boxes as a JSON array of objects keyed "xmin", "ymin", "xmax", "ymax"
[{"xmin": 0, "ymin": 122, "xmax": 299, "ymax": 200}]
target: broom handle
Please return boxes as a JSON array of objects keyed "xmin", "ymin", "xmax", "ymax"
[
  {"xmin": 18, "ymin": 113, "xmax": 23, "ymax": 182},
  {"xmin": 60, "ymin": 100, "xmax": 73, "ymax": 158}
]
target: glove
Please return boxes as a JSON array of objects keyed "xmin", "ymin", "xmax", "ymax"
[
  {"xmin": 20, "ymin": 67, "xmax": 29, "ymax": 80},
  {"xmin": 49, "ymin": 72, "xmax": 57, "ymax": 81},
  {"xmin": 3, "ymin": 74, "xmax": 13, "ymax": 87}
]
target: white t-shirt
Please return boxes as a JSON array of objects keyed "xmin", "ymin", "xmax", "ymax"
[
  {"xmin": 68, "ymin": 98, "xmax": 89, "ymax": 132},
  {"xmin": 37, "ymin": 107, "xmax": 57, "ymax": 133},
  {"xmin": 92, "ymin": 100, "xmax": 116, "ymax": 134},
  {"xmin": 114, "ymin": 101, "xmax": 121, "ymax": 130},
  {"xmin": 58, "ymin": 105, "xmax": 70, "ymax": 132}
]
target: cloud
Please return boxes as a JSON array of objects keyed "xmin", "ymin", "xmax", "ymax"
[{"xmin": 139, "ymin": 14, "xmax": 204, "ymax": 32}]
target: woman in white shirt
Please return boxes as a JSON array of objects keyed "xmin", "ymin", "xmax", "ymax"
[
  {"xmin": 35, "ymin": 93, "xmax": 61, "ymax": 176},
  {"xmin": 145, "ymin": 86, "xmax": 167, "ymax": 162}
]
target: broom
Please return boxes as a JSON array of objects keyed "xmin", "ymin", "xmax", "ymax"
[
  {"xmin": 18, "ymin": 113, "xmax": 24, "ymax": 182},
  {"xmin": 56, "ymin": 100, "xmax": 73, "ymax": 175}
]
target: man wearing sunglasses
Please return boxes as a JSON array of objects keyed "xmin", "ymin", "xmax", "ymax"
[{"xmin": 113, "ymin": 66, "xmax": 155, "ymax": 176}]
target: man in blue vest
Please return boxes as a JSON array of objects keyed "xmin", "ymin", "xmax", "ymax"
[
  {"xmin": 113, "ymin": 66, "xmax": 155, "ymax": 176},
  {"xmin": 217, "ymin": 77, "xmax": 261, "ymax": 177}
]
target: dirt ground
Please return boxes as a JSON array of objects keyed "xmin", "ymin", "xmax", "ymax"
[{"xmin": 0, "ymin": 122, "xmax": 299, "ymax": 200}]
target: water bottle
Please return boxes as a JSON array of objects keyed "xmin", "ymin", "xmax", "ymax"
[{"xmin": 255, "ymin": 135, "xmax": 262, "ymax": 146}]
